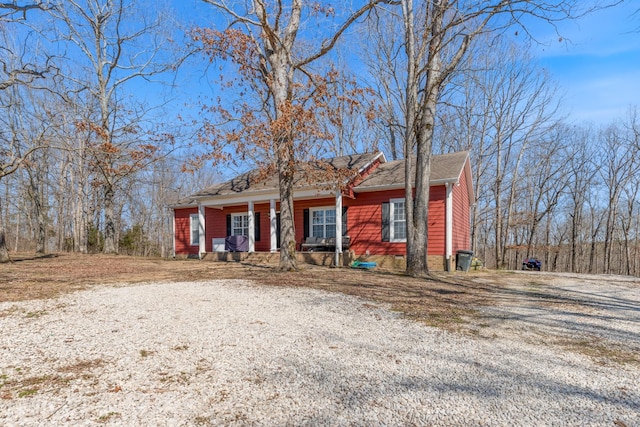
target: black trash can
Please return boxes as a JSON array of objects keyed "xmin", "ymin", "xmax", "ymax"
[{"xmin": 456, "ymin": 250, "xmax": 474, "ymax": 272}]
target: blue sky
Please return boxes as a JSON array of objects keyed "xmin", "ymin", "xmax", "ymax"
[
  {"xmin": 530, "ymin": 2, "xmax": 639, "ymax": 124},
  {"xmin": 171, "ymin": 1, "xmax": 638, "ymax": 127}
]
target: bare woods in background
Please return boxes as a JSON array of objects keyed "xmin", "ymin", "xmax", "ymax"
[{"xmin": 2, "ymin": 1, "xmax": 639, "ymax": 275}]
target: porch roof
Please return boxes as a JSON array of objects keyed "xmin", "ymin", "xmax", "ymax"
[{"xmin": 175, "ymin": 151, "xmax": 385, "ymax": 206}]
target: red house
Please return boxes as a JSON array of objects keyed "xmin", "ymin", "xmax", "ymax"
[{"xmin": 172, "ymin": 151, "xmax": 473, "ymax": 270}]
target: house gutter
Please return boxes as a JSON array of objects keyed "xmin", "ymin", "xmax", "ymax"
[{"xmin": 352, "ymin": 177, "xmax": 460, "ymax": 193}]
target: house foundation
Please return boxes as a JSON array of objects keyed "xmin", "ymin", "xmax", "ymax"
[{"xmin": 176, "ymin": 251, "xmax": 448, "ymax": 272}]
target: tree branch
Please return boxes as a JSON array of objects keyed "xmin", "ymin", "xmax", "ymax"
[{"xmin": 295, "ymin": 0, "xmax": 399, "ymax": 69}]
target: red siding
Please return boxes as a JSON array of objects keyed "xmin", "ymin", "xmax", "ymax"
[
  {"xmin": 294, "ymin": 197, "xmax": 337, "ymax": 248},
  {"xmin": 347, "ymin": 189, "xmax": 405, "ymax": 255},
  {"xmin": 204, "ymin": 203, "xmax": 276, "ymax": 252},
  {"xmin": 452, "ymin": 160, "xmax": 472, "ymax": 253},
  {"xmin": 428, "ymin": 186, "xmax": 446, "ymax": 254},
  {"xmin": 347, "ymin": 187, "xmax": 447, "ymax": 256},
  {"xmin": 175, "ymin": 204, "xmax": 279, "ymax": 255},
  {"xmin": 174, "ymin": 207, "xmax": 199, "ymax": 255},
  {"xmin": 205, "ymin": 207, "xmax": 228, "ymax": 252}
]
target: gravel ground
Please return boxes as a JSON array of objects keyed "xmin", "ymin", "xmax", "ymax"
[
  {"xmin": 471, "ymin": 272, "xmax": 640, "ymax": 351},
  {"xmin": 1, "ymin": 278, "xmax": 638, "ymax": 426}
]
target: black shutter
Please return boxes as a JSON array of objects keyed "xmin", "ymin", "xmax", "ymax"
[
  {"xmin": 381, "ymin": 202, "xmax": 390, "ymax": 242},
  {"xmin": 226, "ymin": 214, "xmax": 231, "ymax": 236},
  {"xmin": 254, "ymin": 212, "xmax": 261, "ymax": 241},
  {"xmin": 342, "ymin": 206, "xmax": 348, "ymax": 236},
  {"xmin": 303, "ymin": 209, "xmax": 310, "ymax": 239}
]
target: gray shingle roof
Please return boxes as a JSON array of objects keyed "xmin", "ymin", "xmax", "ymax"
[
  {"xmin": 178, "ymin": 152, "xmax": 384, "ymax": 204},
  {"xmin": 355, "ymin": 151, "xmax": 469, "ymax": 191},
  {"xmin": 174, "ymin": 151, "xmax": 469, "ymax": 206}
]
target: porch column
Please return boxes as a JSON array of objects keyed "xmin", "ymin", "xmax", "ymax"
[
  {"xmin": 335, "ymin": 190, "xmax": 343, "ymax": 267},
  {"xmin": 248, "ymin": 201, "xmax": 255, "ymax": 252},
  {"xmin": 445, "ymin": 183, "xmax": 453, "ymax": 271},
  {"xmin": 198, "ymin": 203, "xmax": 206, "ymax": 259},
  {"xmin": 270, "ymin": 199, "xmax": 277, "ymax": 252}
]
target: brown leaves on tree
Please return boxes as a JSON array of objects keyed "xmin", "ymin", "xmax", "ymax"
[
  {"xmin": 190, "ymin": 27, "xmax": 376, "ymax": 184},
  {"xmin": 73, "ymin": 119, "xmax": 165, "ymax": 184},
  {"xmin": 192, "ymin": 28, "xmax": 261, "ymax": 79}
]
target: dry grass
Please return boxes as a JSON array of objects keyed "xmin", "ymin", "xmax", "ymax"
[
  {"xmin": 2, "ymin": 253, "xmax": 638, "ymax": 365},
  {"xmin": 0, "ymin": 358, "xmax": 105, "ymax": 400},
  {"xmin": 0, "ymin": 253, "xmax": 494, "ymax": 333}
]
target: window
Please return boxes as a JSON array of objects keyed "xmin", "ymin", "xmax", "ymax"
[
  {"xmin": 231, "ymin": 213, "xmax": 249, "ymax": 236},
  {"xmin": 310, "ymin": 207, "xmax": 336, "ymax": 238},
  {"xmin": 190, "ymin": 213, "xmax": 199, "ymax": 246},
  {"xmin": 390, "ymin": 198, "xmax": 406, "ymax": 242}
]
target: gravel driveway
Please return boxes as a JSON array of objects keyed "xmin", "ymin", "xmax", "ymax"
[{"xmin": 1, "ymin": 277, "xmax": 638, "ymax": 426}]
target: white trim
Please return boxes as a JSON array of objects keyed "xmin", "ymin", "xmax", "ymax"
[
  {"xmin": 445, "ymin": 183, "xmax": 453, "ymax": 271},
  {"xmin": 189, "ymin": 213, "xmax": 199, "ymax": 247},
  {"xmin": 230, "ymin": 213, "xmax": 249, "ymax": 237},
  {"xmin": 353, "ymin": 178, "xmax": 460, "ymax": 193},
  {"xmin": 335, "ymin": 191, "xmax": 343, "ymax": 267},
  {"xmin": 197, "ymin": 188, "xmax": 336, "ymax": 207},
  {"xmin": 357, "ymin": 151, "xmax": 387, "ymax": 174},
  {"xmin": 270, "ymin": 199, "xmax": 277, "ymax": 252},
  {"xmin": 248, "ymin": 201, "xmax": 255, "ymax": 252},
  {"xmin": 463, "ymin": 157, "xmax": 474, "ymax": 202},
  {"xmin": 389, "ymin": 198, "xmax": 407, "ymax": 243},
  {"xmin": 172, "ymin": 210, "xmax": 176, "ymax": 257},
  {"xmin": 309, "ymin": 206, "xmax": 337, "ymax": 238},
  {"xmin": 198, "ymin": 204, "xmax": 206, "ymax": 257}
]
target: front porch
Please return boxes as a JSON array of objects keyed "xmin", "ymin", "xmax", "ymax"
[{"xmin": 179, "ymin": 191, "xmax": 350, "ymax": 267}]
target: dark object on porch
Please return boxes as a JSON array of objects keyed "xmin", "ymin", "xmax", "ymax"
[
  {"xmin": 456, "ymin": 250, "xmax": 474, "ymax": 271},
  {"xmin": 522, "ymin": 258, "xmax": 542, "ymax": 271},
  {"xmin": 301, "ymin": 236, "xmax": 350, "ymax": 252},
  {"xmin": 225, "ymin": 235, "xmax": 248, "ymax": 252}
]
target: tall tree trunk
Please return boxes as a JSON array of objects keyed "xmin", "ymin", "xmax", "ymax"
[
  {"xmin": 103, "ymin": 184, "xmax": 117, "ymax": 254},
  {"xmin": 404, "ymin": 0, "xmax": 443, "ymax": 277},
  {"xmin": 402, "ymin": 0, "xmax": 419, "ymax": 276},
  {"xmin": 494, "ymin": 155, "xmax": 503, "ymax": 268},
  {"xmin": 32, "ymin": 187, "xmax": 46, "ymax": 253},
  {"xmin": 0, "ymin": 227, "xmax": 8, "ymax": 262},
  {"xmin": 74, "ymin": 198, "xmax": 88, "ymax": 253},
  {"xmin": 277, "ymin": 144, "xmax": 297, "ymax": 271},
  {"xmin": 407, "ymin": 116, "xmax": 433, "ymax": 276},
  {"xmin": 0, "ymin": 194, "xmax": 9, "ymax": 263},
  {"xmin": 27, "ymin": 168, "xmax": 46, "ymax": 254},
  {"xmin": 258, "ymin": 0, "xmax": 301, "ymax": 271}
]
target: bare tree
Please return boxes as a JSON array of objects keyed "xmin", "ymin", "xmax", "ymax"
[
  {"xmin": 316, "ymin": 67, "xmax": 379, "ymax": 157},
  {"xmin": 195, "ymin": 0, "xmax": 391, "ymax": 270},
  {"xmin": 382, "ymin": 0, "xmax": 602, "ymax": 276},
  {"xmin": 0, "ymin": 9, "xmax": 51, "ymax": 262},
  {"xmin": 363, "ymin": 13, "xmax": 407, "ymax": 161},
  {"xmin": 49, "ymin": 0, "xmax": 180, "ymax": 254},
  {"xmin": 599, "ymin": 121, "xmax": 639, "ymax": 273},
  {"xmin": 557, "ymin": 125, "xmax": 597, "ymax": 272}
]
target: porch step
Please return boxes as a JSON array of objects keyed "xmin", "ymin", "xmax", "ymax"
[{"xmin": 199, "ymin": 251, "xmax": 279, "ymax": 265}]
